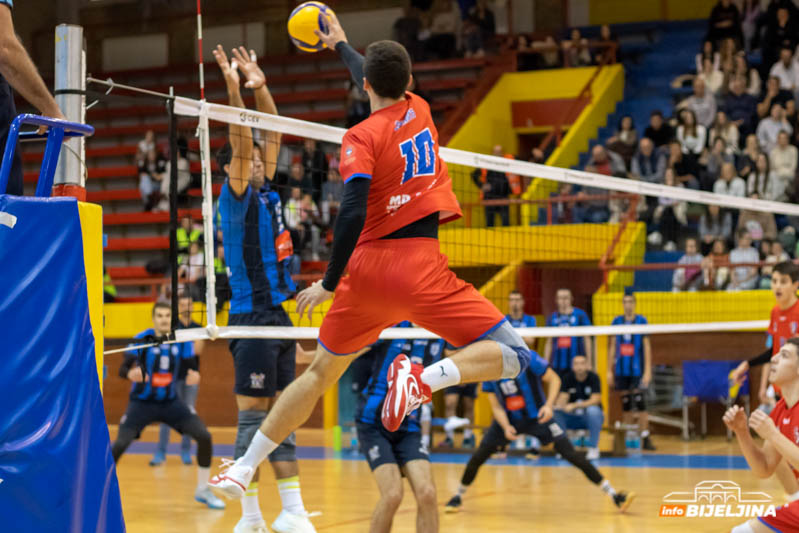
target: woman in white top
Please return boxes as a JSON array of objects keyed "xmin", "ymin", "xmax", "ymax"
[
  {"xmin": 734, "ymin": 53, "xmax": 761, "ymax": 96},
  {"xmin": 709, "ymin": 110, "xmax": 740, "ymax": 154},
  {"xmin": 747, "ymin": 152, "xmax": 776, "ymax": 200},
  {"xmin": 677, "ymin": 108, "xmax": 707, "ymax": 160}
]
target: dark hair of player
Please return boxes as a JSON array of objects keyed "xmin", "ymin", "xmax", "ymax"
[
  {"xmin": 152, "ymin": 301, "xmax": 171, "ymax": 316},
  {"xmin": 623, "ymin": 293, "xmax": 636, "ymax": 301},
  {"xmin": 509, "ymin": 290, "xmax": 522, "ymax": 297},
  {"xmin": 773, "ymin": 261, "xmax": 799, "ymax": 283},
  {"xmin": 215, "ymin": 140, "xmax": 263, "ymax": 172},
  {"xmin": 785, "ymin": 337, "xmax": 799, "ymax": 356},
  {"xmin": 364, "ymin": 40, "xmax": 412, "ymax": 100}
]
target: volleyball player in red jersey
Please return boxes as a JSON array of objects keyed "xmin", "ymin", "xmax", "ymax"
[
  {"xmin": 211, "ymin": 14, "xmax": 532, "ymax": 501},
  {"xmin": 725, "ymin": 338, "xmax": 799, "ymax": 533}
]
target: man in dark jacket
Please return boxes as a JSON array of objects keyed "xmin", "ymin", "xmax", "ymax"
[{"xmin": 472, "ymin": 145, "xmax": 511, "ymax": 227}]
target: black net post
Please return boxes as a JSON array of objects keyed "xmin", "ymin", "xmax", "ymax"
[{"xmin": 167, "ymin": 90, "xmax": 179, "ymax": 331}]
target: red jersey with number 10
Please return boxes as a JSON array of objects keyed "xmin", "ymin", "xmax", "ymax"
[{"xmin": 338, "ymin": 91, "xmax": 462, "ymax": 245}]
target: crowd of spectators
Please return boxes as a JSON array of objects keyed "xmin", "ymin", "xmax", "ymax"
[{"xmin": 513, "ymin": 24, "xmax": 618, "ymax": 71}]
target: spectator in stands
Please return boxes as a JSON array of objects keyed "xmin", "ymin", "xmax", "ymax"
[
  {"xmin": 576, "ymin": 145, "xmax": 625, "ymax": 223},
  {"xmin": 178, "ymin": 239, "xmax": 206, "ymax": 301},
  {"xmin": 137, "ymin": 129, "xmax": 155, "ymax": 168},
  {"xmin": 725, "ymin": 75, "xmax": 758, "ymax": 137},
  {"xmin": 769, "ymin": 130, "xmax": 798, "ymax": 200},
  {"xmin": 644, "ymin": 110, "xmax": 674, "ymax": 148},
  {"xmin": 606, "ymin": 115, "xmax": 637, "ymax": 167},
  {"xmin": 738, "ymin": 192, "xmax": 778, "ymax": 244},
  {"xmin": 737, "ymin": 133, "xmax": 761, "ymax": 178},
  {"xmin": 138, "ymin": 147, "xmax": 167, "ymax": 211},
  {"xmin": 729, "ymin": 229, "xmax": 760, "ymax": 290},
  {"xmin": 677, "ymin": 109, "xmax": 708, "ymax": 173},
  {"xmin": 595, "ymin": 24, "xmax": 619, "ymax": 64},
  {"xmin": 672, "ymin": 237, "xmax": 705, "ymax": 291},
  {"xmin": 552, "ymin": 182, "xmax": 576, "ymax": 224},
  {"xmin": 707, "ymin": 0, "xmax": 742, "ymax": 46},
  {"xmin": 177, "ymin": 214, "xmax": 201, "ymax": 256},
  {"xmin": 741, "ymin": 0, "xmax": 763, "ymax": 52},
  {"xmin": 562, "ymin": 28, "xmax": 592, "ymax": 67},
  {"xmin": 301, "ymin": 139, "xmax": 328, "ymax": 205},
  {"xmin": 103, "ymin": 266, "xmax": 117, "ymax": 303},
  {"xmin": 321, "ymin": 159, "xmax": 343, "ymax": 227},
  {"xmin": 677, "ymin": 76, "xmax": 717, "ymax": 129},
  {"xmin": 530, "ymin": 35, "xmax": 561, "ymax": 69},
  {"xmin": 423, "ymin": 0, "xmax": 460, "ymax": 60},
  {"xmin": 346, "ymin": 80, "xmax": 370, "ymax": 127},
  {"xmin": 757, "ymin": 103, "xmax": 793, "ymax": 153},
  {"xmin": 630, "ymin": 137, "xmax": 666, "ymax": 183},
  {"xmin": 704, "ymin": 137, "xmax": 735, "ymax": 185},
  {"xmin": 155, "ymin": 136, "xmax": 193, "ymax": 212},
  {"xmin": 702, "ymin": 238, "xmax": 731, "ymax": 289},
  {"xmin": 709, "ymin": 110, "xmax": 740, "ymax": 154},
  {"xmin": 393, "ymin": 3, "xmax": 423, "ymax": 60},
  {"xmin": 698, "ymin": 56, "xmax": 725, "ymax": 95},
  {"xmin": 763, "ymin": 6, "xmax": 797, "ymax": 71},
  {"xmin": 769, "ymin": 46, "xmax": 799, "ymax": 93},
  {"xmin": 713, "ymin": 161, "xmax": 747, "ymax": 197},
  {"xmin": 652, "ymin": 168, "xmax": 688, "ymax": 251},
  {"xmin": 734, "ymin": 53, "xmax": 761, "ymax": 97},
  {"xmin": 699, "ymin": 203, "xmax": 734, "ymax": 254},
  {"xmin": 471, "ymin": 145, "xmax": 511, "ymax": 227},
  {"xmin": 760, "ymin": 239, "xmax": 790, "ymax": 288},
  {"xmin": 288, "ymin": 160, "xmax": 306, "ymax": 191},
  {"xmin": 554, "ymin": 355, "xmax": 604, "ymax": 461},
  {"xmin": 463, "ymin": 0, "xmax": 495, "ymax": 58},
  {"xmin": 667, "ymin": 140, "xmax": 700, "ymax": 189},
  {"xmin": 696, "ymin": 40, "xmax": 719, "ymax": 75},
  {"xmin": 757, "ymin": 75, "xmax": 794, "ymax": 118},
  {"xmin": 748, "ymin": 152, "xmax": 776, "ymax": 199},
  {"xmin": 284, "ymin": 186, "xmax": 304, "ymax": 252},
  {"xmin": 299, "ymin": 193, "xmax": 323, "ymax": 261}
]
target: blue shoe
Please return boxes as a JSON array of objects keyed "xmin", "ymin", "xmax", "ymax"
[
  {"xmin": 149, "ymin": 450, "xmax": 166, "ymax": 467},
  {"xmin": 195, "ymin": 487, "xmax": 226, "ymax": 510},
  {"xmin": 181, "ymin": 449, "xmax": 192, "ymax": 465}
]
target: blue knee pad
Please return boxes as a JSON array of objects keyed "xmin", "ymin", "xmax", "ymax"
[{"xmin": 485, "ymin": 321, "xmax": 532, "ymax": 378}]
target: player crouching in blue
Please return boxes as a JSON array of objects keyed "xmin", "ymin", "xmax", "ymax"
[
  {"xmin": 445, "ymin": 350, "xmax": 633, "ymax": 514},
  {"xmin": 553, "ymin": 355, "xmax": 604, "ymax": 460},
  {"xmin": 112, "ymin": 302, "xmax": 225, "ymax": 510},
  {"xmin": 356, "ymin": 323, "xmax": 438, "ymax": 532}
]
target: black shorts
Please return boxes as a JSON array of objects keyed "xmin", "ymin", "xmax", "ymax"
[
  {"xmin": 119, "ymin": 398, "xmax": 203, "ymax": 437},
  {"xmin": 228, "ymin": 307, "xmax": 296, "ymax": 397},
  {"xmin": 444, "ymin": 383, "xmax": 478, "ymax": 398},
  {"xmin": 356, "ymin": 422, "xmax": 429, "ymax": 471},
  {"xmin": 480, "ymin": 418, "xmax": 567, "ymax": 452},
  {"xmin": 615, "ymin": 376, "xmax": 642, "ymax": 391}
]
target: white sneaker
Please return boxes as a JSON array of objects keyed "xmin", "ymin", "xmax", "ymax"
[
  {"xmin": 234, "ymin": 517, "xmax": 270, "ymax": 533},
  {"xmin": 195, "ymin": 486, "xmax": 226, "ymax": 509},
  {"xmin": 443, "ymin": 416, "xmax": 469, "ymax": 434},
  {"xmin": 271, "ymin": 510, "xmax": 317, "ymax": 533},
  {"xmin": 209, "ymin": 458, "xmax": 255, "ymax": 500},
  {"xmin": 586, "ymin": 447, "xmax": 600, "ymax": 460}
]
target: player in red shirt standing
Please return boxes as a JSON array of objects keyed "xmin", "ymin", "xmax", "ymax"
[
  {"xmin": 211, "ymin": 13, "xmax": 533, "ymax": 501},
  {"xmin": 724, "ymin": 338, "xmax": 799, "ymax": 533}
]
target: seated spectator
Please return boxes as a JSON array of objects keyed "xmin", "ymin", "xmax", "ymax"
[
  {"xmin": 698, "ymin": 56, "xmax": 725, "ymax": 95},
  {"xmin": 704, "ymin": 137, "xmax": 735, "ymax": 185},
  {"xmin": 676, "ymin": 77, "xmax": 717, "ymax": 128},
  {"xmin": 741, "ymin": 0, "xmax": 762, "ymax": 53},
  {"xmin": 177, "ymin": 239, "xmax": 206, "ymax": 301},
  {"xmin": 699, "ymin": 203, "xmax": 734, "ymax": 254},
  {"xmin": 576, "ymin": 146, "xmax": 625, "ymax": 223},
  {"xmin": 707, "ymin": 0, "xmax": 742, "ymax": 46},
  {"xmin": 728, "ymin": 229, "xmax": 760, "ymax": 290},
  {"xmin": 302, "ymin": 139, "xmax": 328, "ymax": 204},
  {"xmin": 733, "ymin": 52, "xmax": 761, "ymax": 96},
  {"xmin": 300, "ymin": 193, "xmax": 324, "ymax": 261},
  {"xmin": 138, "ymin": 148, "xmax": 167, "ymax": 211},
  {"xmin": 737, "ymin": 192, "xmax": 778, "ymax": 243},
  {"xmin": 554, "ymin": 355, "xmax": 603, "ymax": 461},
  {"xmin": 667, "ymin": 140, "xmax": 700, "ymax": 189},
  {"xmin": 552, "ymin": 182, "xmax": 576, "ymax": 224},
  {"xmin": 702, "ymin": 238, "xmax": 731, "ymax": 289},
  {"xmin": 748, "ymin": 152, "xmax": 777, "ymax": 199},
  {"xmin": 529, "ymin": 35, "xmax": 561, "ymax": 69},
  {"xmin": 644, "ymin": 110, "xmax": 674, "ymax": 148},
  {"xmin": 136, "ymin": 129, "xmax": 155, "ymax": 168},
  {"xmin": 595, "ymin": 24, "xmax": 618, "ymax": 64},
  {"xmin": 562, "ymin": 28, "xmax": 592, "ymax": 67},
  {"xmin": 284, "ymin": 186, "xmax": 304, "ymax": 251},
  {"xmin": 471, "ymin": 145, "xmax": 511, "ymax": 227},
  {"xmin": 762, "ymin": 6, "xmax": 797, "ymax": 71},
  {"xmin": 769, "ymin": 130, "xmax": 798, "ymax": 200},
  {"xmin": 652, "ymin": 168, "xmax": 688, "ymax": 251},
  {"xmin": 346, "ymin": 80, "xmax": 370, "ymax": 127},
  {"xmin": 177, "ymin": 213, "xmax": 201, "ymax": 256},
  {"xmin": 757, "ymin": 76, "xmax": 793, "ymax": 119},
  {"xmin": 709, "ymin": 110, "xmax": 739, "ymax": 154},
  {"xmin": 676, "ymin": 109, "xmax": 708, "ymax": 165},
  {"xmin": 605, "ymin": 115, "xmax": 637, "ymax": 167},
  {"xmin": 737, "ymin": 133, "xmax": 761, "ymax": 178},
  {"xmin": 424, "ymin": 0, "xmax": 460, "ymax": 60},
  {"xmin": 768, "ymin": 46, "xmax": 798, "ymax": 93},
  {"xmin": 630, "ymin": 137, "xmax": 666, "ymax": 183},
  {"xmin": 760, "ymin": 240, "xmax": 791, "ymax": 288},
  {"xmin": 321, "ymin": 159, "xmax": 343, "ymax": 226},
  {"xmin": 696, "ymin": 40, "xmax": 719, "ymax": 75},
  {"xmin": 672, "ymin": 237, "xmax": 705, "ymax": 291},
  {"xmin": 713, "ymin": 161, "xmax": 746, "ymax": 197},
  {"xmin": 288, "ymin": 160, "xmax": 306, "ymax": 191},
  {"xmin": 154, "ymin": 137, "xmax": 193, "ymax": 212},
  {"xmin": 463, "ymin": 0, "xmax": 495, "ymax": 58},
  {"xmin": 757, "ymin": 103, "xmax": 793, "ymax": 153},
  {"xmin": 393, "ymin": 4, "xmax": 423, "ymax": 60}
]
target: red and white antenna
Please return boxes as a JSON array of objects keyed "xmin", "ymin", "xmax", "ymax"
[{"xmin": 196, "ymin": 0, "xmax": 205, "ymax": 100}]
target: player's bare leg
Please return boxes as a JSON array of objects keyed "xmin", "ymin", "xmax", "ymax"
[
  {"xmin": 775, "ymin": 459, "xmax": 799, "ymax": 499},
  {"xmin": 211, "ymin": 346, "xmax": 360, "ymax": 499},
  {"xmin": 402, "ymin": 459, "xmax": 439, "ymax": 533},
  {"xmin": 369, "ymin": 464, "xmax": 404, "ymax": 533}
]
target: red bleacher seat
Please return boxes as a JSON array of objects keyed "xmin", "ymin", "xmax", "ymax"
[
  {"xmin": 106, "ymin": 236, "xmax": 169, "ymax": 251},
  {"xmin": 107, "ymin": 266, "xmax": 155, "ymax": 279},
  {"xmin": 103, "ymin": 208, "xmax": 202, "ymax": 226}
]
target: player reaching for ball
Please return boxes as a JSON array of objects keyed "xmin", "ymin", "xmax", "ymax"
[
  {"xmin": 210, "ymin": 11, "xmax": 533, "ymax": 500},
  {"xmin": 724, "ymin": 338, "xmax": 799, "ymax": 533}
]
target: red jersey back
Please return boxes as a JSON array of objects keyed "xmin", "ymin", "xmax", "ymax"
[
  {"xmin": 338, "ymin": 92, "xmax": 462, "ymax": 244},
  {"xmin": 768, "ymin": 300, "xmax": 799, "ymax": 355},
  {"xmin": 769, "ymin": 398, "xmax": 799, "ymax": 479}
]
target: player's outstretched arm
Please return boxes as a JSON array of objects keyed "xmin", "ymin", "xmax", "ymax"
[
  {"xmin": 231, "ymin": 46, "xmax": 282, "ymax": 181},
  {"xmin": 487, "ymin": 392, "xmax": 518, "ymax": 441},
  {"xmin": 539, "ymin": 368, "xmax": 561, "ymax": 423},
  {"xmin": 315, "ymin": 12, "xmax": 365, "ymax": 91},
  {"xmin": 723, "ymin": 405, "xmax": 780, "ymax": 478},
  {"xmin": 213, "ymin": 45, "xmax": 252, "ymax": 196}
]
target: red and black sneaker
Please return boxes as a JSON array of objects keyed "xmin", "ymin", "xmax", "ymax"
[{"xmin": 381, "ymin": 354, "xmax": 431, "ymax": 432}]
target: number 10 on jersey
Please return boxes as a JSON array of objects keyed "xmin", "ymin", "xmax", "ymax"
[{"xmin": 399, "ymin": 128, "xmax": 436, "ymax": 184}]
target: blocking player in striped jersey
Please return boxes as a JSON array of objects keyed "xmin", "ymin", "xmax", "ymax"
[
  {"xmin": 356, "ymin": 323, "xmax": 438, "ymax": 533},
  {"xmin": 607, "ymin": 293, "xmax": 655, "ymax": 451},
  {"xmin": 544, "ymin": 288, "xmax": 593, "ymax": 377},
  {"xmin": 444, "ymin": 350, "xmax": 634, "ymax": 513},
  {"xmin": 724, "ymin": 338, "xmax": 799, "ymax": 533}
]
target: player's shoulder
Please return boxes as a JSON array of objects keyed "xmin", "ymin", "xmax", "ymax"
[
  {"xmin": 637, "ymin": 314, "xmax": 648, "ymax": 324},
  {"xmin": 611, "ymin": 315, "xmax": 623, "ymax": 325},
  {"xmin": 135, "ymin": 328, "xmax": 156, "ymax": 339},
  {"xmin": 770, "ymin": 397, "xmax": 788, "ymax": 421}
]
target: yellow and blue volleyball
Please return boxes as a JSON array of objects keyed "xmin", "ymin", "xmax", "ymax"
[{"xmin": 287, "ymin": 2, "xmax": 335, "ymax": 53}]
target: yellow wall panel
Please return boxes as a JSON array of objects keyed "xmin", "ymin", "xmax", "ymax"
[
  {"xmin": 588, "ymin": 0, "xmax": 661, "ymax": 25},
  {"xmin": 78, "ymin": 202, "xmax": 104, "ymax": 388}
]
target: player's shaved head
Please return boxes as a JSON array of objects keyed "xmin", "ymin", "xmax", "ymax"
[{"xmin": 364, "ymin": 40, "xmax": 412, "ymax": 100}]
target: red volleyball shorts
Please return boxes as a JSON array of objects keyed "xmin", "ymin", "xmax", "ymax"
[
  {"xmin": 318, "ymin": 238, "xmax": 505, "ymax": 355},
  {"xmin": 758, "ymin": 500, "xmax": 799, "ymax": 533}
]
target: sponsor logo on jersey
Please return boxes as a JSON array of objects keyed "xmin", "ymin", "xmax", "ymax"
[
  {"xmin": 394, "ymin": 108, "xmax": 416, "ymax": 131},
  {"xmin": 387, "ymin": 194, "xmax": 411, "ymax": 212}
]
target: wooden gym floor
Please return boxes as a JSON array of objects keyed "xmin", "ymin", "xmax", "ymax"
[{"xmin": 109, "ymin": 426, "xmax": 789, "ymax": 532}]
